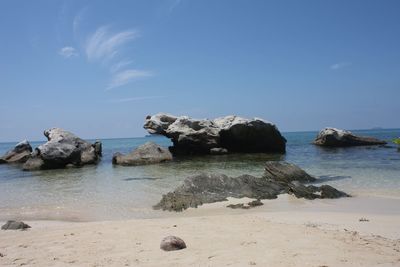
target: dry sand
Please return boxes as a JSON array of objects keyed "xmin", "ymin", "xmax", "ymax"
[{"xmin": 1, "ymin": 196, "xmax": 400, "ymax": 267}]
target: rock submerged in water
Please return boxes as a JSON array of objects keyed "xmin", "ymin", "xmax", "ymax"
[
  {"xmin": 143, "ymin": 113, "xmax": 286, "ymax": 155},
  {"xmin": 22, "ymin": 128, "xmax": 102, "ymax": 170},
  {"xmin": 1, "ymin": 220, "xmax": 31, "ymax": 230},
  {"xmin": 160, "ymin": 236, "xmax": 187, "ymax": 251},
  {"xmin": 0, "ymin": 140, "xmax": 32, "ymax": 164},
  {"xmin": 263, "ymin": 161, "xmax": 316, "ymax": 183},
  {"xmin": 112, "ymin": 142, "xmax": 173, "ymax": 166},
  {"xmin": 154, "ymin": 161, "xmax": 349, "ymax": 212},
  {"xmin": 314, "ymin": 128, "xmax": 387, "ymax": 147}
]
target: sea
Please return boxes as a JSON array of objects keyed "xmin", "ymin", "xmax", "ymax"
[{"xmin": 0, "ymin": 129, "xmax": 399, "ymax": 221}]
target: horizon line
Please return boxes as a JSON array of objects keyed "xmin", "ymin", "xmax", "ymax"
[{"xmin": 0, "ymin": 127, "xmax": 399, "ymax": 144}]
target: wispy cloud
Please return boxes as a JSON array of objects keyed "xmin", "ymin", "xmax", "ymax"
[
  {"xmin": 330, "ymin": 62, "xmax": 352, "ymax": 70},
  {"xmin": 110, "ymin": 60, "xmax": 133, "ymax": 73},
  {"xmin": 109, "ymin": 96, "xmax": 165, "ymax": 103},
  {"xmin": 59, "ymin": 46, "xmax": 79, "ymax": 58},
  {"xmin": 85, "ymin": 26, "xmax": 139, "ymax": 63},
  {"xmin": 73, "ymin": 7, "xmax": 89, "ymax": 38},
  {"xmin": 106, "ymin": 69, "xmax": 153, "ymax": 90}
]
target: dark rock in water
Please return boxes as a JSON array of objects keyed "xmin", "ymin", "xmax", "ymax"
[
  {"xmin": 263, "ymin": 161, "xmax": 316, "ymax": 183},
  {"xmin": 160, "ymin": 236, "xmax": 187, "ymax": 251},
  {"xmin": 112, "ymin": 142, "xmax": 173, "ymax": 166},
  {"xmin": 143, "ymin": 113, "xmax": 286, "ymax": 155},
  {"xmin": 23, "ymin": 128, "xmax": 102, "ymax": 170},
  {"xmin": 210, "ymin": 147, "xmax": 228, "ymax": 155},
  {"xmin": 1, "ymin": 220, "xmax": 31, "ymax": 230},
  {"xmin": 154, "ymin": 173, "xmax": 286, "ymax": 212},
  {"xmin": 314, "ymin": 128, "xmax": 387, "ymax": 147},
  {"xmin": 0, "ymin": 140, "xmax": 32, "ymax": 164},
  {"xmin": 155, "ymin": 162, "xmax": 349, "ymax": 212}
]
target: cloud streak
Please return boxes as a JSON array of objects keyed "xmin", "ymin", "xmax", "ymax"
[
  {"xmin": 106, "ymin": 69, "xmax": 153, "ymax": 90},
  {"xmin": 59, "ymin": 46, "xmax": 79, "ymax": 58},
  {"xmin": 110, "ymin": 60, "xmax": 133, "ymax": 73},
  {"xmin": 330, "ymin": 62, "xmax": 352, "ymax": 70},
  {"xmin": 85, "ymin": 26, "xmax": 139, "ymax": 63}
]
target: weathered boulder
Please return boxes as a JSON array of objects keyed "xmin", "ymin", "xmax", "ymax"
[
  {"xmin": 160, "ymin": 236, "xmax": 187, "ymax": 251},
  {"xmin": 112, "ymin": 142, "xmax": 173, "ymax": 166},
  {"xmin": 154, "ymin": 162, "xmax": 349, "ymax": 212},
  {"xmin": 314, "ymin": 128, "xmax": 387, "ymax": 147},
  {"xmin": 1, "ymin": 220, "xmax": 31, "ymax": 230},
  {"xmin": 23, "ymin": 128, "xmax": 102, "ymax": 170},
  {"xmin": 0, "ymin": 140, "xmax": 32, "ymax": 164},
  {"xmin": 144, "ymin": 113, "xmax": 286, "ymax": 155},
  {"xmin": 144, "ymin": 113, "xmax": 178, "ymax": 134}
]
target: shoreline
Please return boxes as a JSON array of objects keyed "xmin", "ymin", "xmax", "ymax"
[{"xmin": 1, "ymin": 193, "xmax": 400, "ymax": 222}]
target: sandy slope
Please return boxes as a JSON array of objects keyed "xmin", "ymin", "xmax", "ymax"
[{"xmin": 1, "ymin": 198, "xmax": 400, "ymax": 267}]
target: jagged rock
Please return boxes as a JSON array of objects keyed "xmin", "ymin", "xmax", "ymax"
[
  {"xmin": 1, "ymin": 220, "xmax": 31, "ymax": 230},
  {"xmin": 144, "ymin": 113, "xmax": 286, "ymax": 155},
  {"xmin": 154, "ymin": 162, "xmax": 349, "ymax": 212},
  {"xmin": 263, "ymin": 161, "xmax": 316, "ymax": 183},
  {"xmin": 112, "ymin": 142, "xmax": 173, "ymax": 166},
  {"xmin": 0, "ymin": 140, "xmax": 32, "ymax": 164},
  {"xmin": 288, "ymin": 181, "xmax": 350, "ymax": 199},
  {"xmin": 143, "ymin": 113, "xmax": 178, "ymax": 134},
  {"xmin": 154, "ymin": 173, "xmax": 286, "ymax": 211},
  {"xmin": 314, "ymin": 128, "xmax": 387, "ymax": 147},
  {"xmin": 22, "ymin": 128, "xmax": 102, "ymax": 170},
  {"xmin": 160, "ymin": 236, "xmax": 187, "ymax": 251}
]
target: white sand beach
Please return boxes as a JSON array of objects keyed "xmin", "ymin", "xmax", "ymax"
[{"xmin": 1, "ymin": 195, "xmax": 399, "ymax": 267}]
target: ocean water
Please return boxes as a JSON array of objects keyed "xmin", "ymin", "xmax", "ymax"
[{"xmin": 0, "ymin": 129, "xmax": 399, "ymax": 221}]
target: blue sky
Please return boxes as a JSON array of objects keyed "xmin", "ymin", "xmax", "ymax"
[{"xmin": 0, "ymin": 0, "xmax": 399, "ymax": 142}]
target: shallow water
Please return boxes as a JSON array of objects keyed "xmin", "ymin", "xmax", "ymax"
[{"xmin": 0, "ymin": 129, "xmax": 399, "ymax": 221}]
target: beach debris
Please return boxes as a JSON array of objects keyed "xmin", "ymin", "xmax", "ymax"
[
  {"xmin": 112, "ymin": 142, "xmax": 172, "ymax": 166},
  {"xmin": 227, "ymin": 199, "xmax": 264, "ymax": 209},
  {"xmin": 210, "ymin": 147, "xmax": 228, "ymax": 155},
  {"xmin": 155, "ymin": 162, "xmax": 349, "ymax": 212},
  {"xmin": 22, "ymin": 128, "xmax": 102, "ymax": 170},
  {"xmin": 144, "ymin": 113, "xmax": 286, "ymax": 155},
  {"xmin": 0, "ymin": 140, "xmax": 32, "ymax": 164},
  {"xmin": 359, "ymin": 217, "xmax": 370, "ymax": 222},
  {"xmin": 0, "ymin": 252, "xmax": 4, "ymax": 257},
  {"xmin": 1, "ymin": 220, "xmax": 31, "ymax": 230},
  {"xmin": 160, "ymin": 236, "xmax": 187, "ymax": 251},
  {"xmin": 314, "ymin": 128, "xmax": 387, "ymax": 147}
]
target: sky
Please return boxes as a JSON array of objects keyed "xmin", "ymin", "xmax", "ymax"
[{"xmin": 0, "ymin": 0, "xmax": 399, "ymax": 142}]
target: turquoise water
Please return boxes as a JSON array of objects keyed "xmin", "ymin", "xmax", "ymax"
[{"xmin": 0, "ymin": 129, "xmax": 399, "ymax": 221}]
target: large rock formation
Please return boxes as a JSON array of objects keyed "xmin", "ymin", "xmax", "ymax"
[
  {"xmin": 0, "ymin": 140, "xmax": 32, "ymax": 164},
  {"xmin": 22, "ymin": 128, "xmax": 102, "ymax": 170},
  {"xmin": 314, "ymin": 128, "xmax": 387, "ymax": 147},
  {"xmin": 154, "ymin": 161, "xmax": 349, "ymax": 211},
  {"xmin": 112, "ymin": 142, "xmax": 173, "ymax": 166},
  {"xmin": 143, "ymin": 113, "xmax": 286, "ymax": 155}
]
